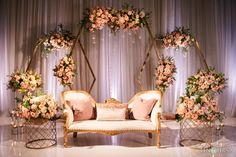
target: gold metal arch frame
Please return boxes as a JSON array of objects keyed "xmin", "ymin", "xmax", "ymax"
[
  {"xmin": 24, "ymin": 5, "xmax": 210, "ymax": 94},
  {"xmin": 137, "ymin": 27, "xmax": 210, "ymax": 93},
  {"xmin": 68, "ymin": 24, "xmax": 96, "ymax": 93},
  {"xmin": 136, "ymin": 21, "xmax": 162, "ymax": 91},
  {"xmin": 71, "ymin": 19, "xmax": 163, "ymax": 92},
  {"xmin": 25, "ymin": 24, "xmax": 96, "ymax": 93},
  {"xmin": 67, "ymin": 19, "xmax": 163, "ymax": 93}
]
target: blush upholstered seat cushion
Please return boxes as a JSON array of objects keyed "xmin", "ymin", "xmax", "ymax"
[{"xmin": 68, "ymin": 120, "xmax": 157, "ymax": 131}]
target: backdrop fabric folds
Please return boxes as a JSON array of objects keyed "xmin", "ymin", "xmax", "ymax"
[{"xmin": 0, "ymin": 0, "xmax": 235, "ymax": 117}]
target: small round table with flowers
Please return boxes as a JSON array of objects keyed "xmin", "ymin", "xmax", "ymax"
[
  {"xmin": 25, "ymin": 118, "xmax": 57, "ymax": 149},
  {"xmin": 17, "ymin": 94, "xmax": 58, "ymax": 149}
]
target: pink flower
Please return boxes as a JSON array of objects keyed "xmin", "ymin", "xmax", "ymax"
[
  {"xmin": 139, "ymin": 11, "xmax": 145, "ymax": 18},
  {"xmin": 191, "ymin": 114, "xmax": 198, "ymax": 120},
  {"xmin": 197, "ymin": 109, "xmax": 204, "ymax": 115},
  {"xmin": 185, "ymin": 112, "xmax": 191, "ymax": 119}
]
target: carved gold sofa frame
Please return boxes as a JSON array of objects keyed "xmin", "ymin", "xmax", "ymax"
[{"xmin": 61, "ymin": 90, "xmax": 162, "ymax": 148}]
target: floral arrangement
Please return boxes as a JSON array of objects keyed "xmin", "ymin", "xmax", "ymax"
[
  {"xmin": 186, "ymin": 68, "xmax": 227, "ymax": 96},
  {"xmin": 159, "ymin": 27, "xmax": 195, "ymax": 51},
  {"xmin": 176, "ymin": 67, "xmax": 227, "ymax": 124},
  {"xmin": 53, "ymin": 55, "xmax": 76, "ymax": 87},
  {"xmin": 8, "ymin": 70, "xmax": 42, "ymax": 93},
  {"xmin": 17, "ymin": 93, "xmax": 58, "ymax": 120},
  {"xmin": 81, "ymin": 5, "xmax": 149, "ymax": 32},
  {"xmin": 42, "ymin": 25, "xmax": 75, "ymax": 56},
  {"xmin": 154, "ymin": 57, "xmax": 177, "ymax": 93},
  {"xmin": 176, "ymin": 94, "xmax": 224, "ymax": 124},
  {"xmin": 82, "ymin": 7, "xmax": 111, "ymax": 32}
]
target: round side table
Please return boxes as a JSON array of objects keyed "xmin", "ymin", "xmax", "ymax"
[{"xmin": 25, "ymin": 119, "xmax": 57, "ymax": 149}]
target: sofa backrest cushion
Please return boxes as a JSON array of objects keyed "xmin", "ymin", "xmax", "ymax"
[
  {"xmin": 61, "ymin": 90, "xmax": 96, "ymax": 107},
  {"xmin": 128, "ymin": 90, "xmax": 162, "ymax": 124},
  {"xmin": 128, "ymin": 90, "xmax": 162, "ymax": 109},
  {"xmin": 131, "ymin": 97, "xmax": 157, "ymax": 120},
  {"xmin": 61, "ymin": 90, "xmax": 97, "ymax": 121},
  {"xmin": 96, "ymin": 103, "xmax": 127, "ymax": 121},
  {"xmin": 66, "ymin": 99, "xmax": 93, "ymax": 121}
]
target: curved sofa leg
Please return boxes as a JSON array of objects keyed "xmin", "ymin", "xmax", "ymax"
[
  {"xmin": 148, "ymin": 133, "xmax": 152, "ymax": 138},
  {"xmin": 156, "ymin": 132, "xmax": 160, "ymax": 148},
  {"xmin": 64, "ymin": 129, "xmax": 68, "ymax": 147},
  {"xmin": 156, "ymin": 112, "xmax": 161, "ymax": 148}
]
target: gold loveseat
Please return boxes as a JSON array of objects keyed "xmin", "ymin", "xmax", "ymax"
[{"xmin": 61, "ymin": 90, "xmax": 162, "ymax": 148}]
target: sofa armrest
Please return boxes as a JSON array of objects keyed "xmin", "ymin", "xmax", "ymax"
[
  {"xmin": 151, "ymin": 104, "xmax": 162, "ymax": 129},
  {"xmin": 63, "ymin": 104, "xmax": 74, "ymax": 128}
]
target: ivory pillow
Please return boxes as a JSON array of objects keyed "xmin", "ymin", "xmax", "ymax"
[
  {"xmin": 96, "ymin": 103, "xmax": 127, "ymax": 121},
  {"xmin": 66, "ymin": 99, "xmax": 93, "ymax": 121},
  {"xmin": 131, "ymin": 97, "xmax": 157, "ymax": 120}
]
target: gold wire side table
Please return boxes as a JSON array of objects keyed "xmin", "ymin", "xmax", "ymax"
[
  {"xmin": 25, "ymin": 119, "xmax": 57, "ymax": 149},
  {"xmin": 179, "ymin": 119, "xmax": 213, "ymax": 149}
]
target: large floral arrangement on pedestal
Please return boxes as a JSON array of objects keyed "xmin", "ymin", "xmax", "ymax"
[
  {"xmin": 17, "ymin": 93, "xmax": 58, "ymax": 120},
  {"xmin": 154, "ymin": 57, "xmax": 177, "ymax": 93},
  {"xmin": 176, "ymin": 68, "xmax": 227, "ymax": 124},
  {"xmin": 176, "ymin": 94, "xmax": 223, "ymax": 124},
  {"xmin": 81, "ymin": 5, "xmax": 149, "ymax": 33},
  {"xmin": 186, "ymin": 68, "xmax": 226, "ymax": 96},
  {"xmin": 7, "ymin": 70, "xmax": 42, "ymax": 93},
  {"xmin": 159, "ymin": 27, "xmax": 195, "ymax": 51},
  {"xmin": 42, "ymin": 25, "xmax": 75, "ymax": 56},
  {"xmin": 53, "ymin": 55, "xmax": 76, "ymax": 87}
]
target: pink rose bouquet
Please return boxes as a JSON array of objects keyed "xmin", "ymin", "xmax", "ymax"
[
  {"xmin": 176, "ymin": 94, "xmax": 224, "ymax": 124},
  {"xmin": 186, "ymin": 68, "xmax": 227, "ymax": 96},
  {"xmin": 108, "ymin": 6, "xmax": 149, "ymax": 32},
  {"xmin": 8, "ymin": 70, "xmax": 42, "ymax": 93},
  {"xmin": 53, "ymin": 55, "xmax": 76, "ymax": 87},
  {"xmin": 82, "ymin": 7, "xmax": 111, "ymax": 32},
  {"xmin": 176, "ymin": 67, "xmax": 226, "ymax": 124},
  {"xmin": 81, "ymin": 5, "xmax": 149, "ymax": 33},
  {"xmin": 159, "ymin": 27, "xmax": 195, "ymax": 51},
  {"xmin": 17, "ymin": 93, "xmax": 58, "ymax": 120},
  {"xmin": 42, "ymin": 25, "xmax": 75, "ymax": 56},
  {"xmin": 154, "ymin": 57, "xmax": 176, "ymax": 93}
]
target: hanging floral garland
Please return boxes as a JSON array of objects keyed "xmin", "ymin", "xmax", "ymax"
[
  {"xmin": 81, "ymin": 5, "xmax": 150, "ymax": 33},
  {"xmin": 53, "ymin": 55, "xmax": 76, "ymax": 88},
  {"xmin": 154, "ymin": 57, "xmax": 177, "ymax": 93},
  {"xmin": 42, "ymin": 24, "xmax": 75, "ymax": 56},
  {"xmin": 159, "ymin": 27, "xmax": 195, "ymax": 52}
]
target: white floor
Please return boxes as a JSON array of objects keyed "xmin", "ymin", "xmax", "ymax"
[{"xmin": 0, "ymin": 117, "xmax": 235, "ymax": 157}]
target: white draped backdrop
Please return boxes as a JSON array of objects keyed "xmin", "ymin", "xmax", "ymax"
[{"xmin": 0, "ymin": 0, "xmax": 235, "ymax": 117}]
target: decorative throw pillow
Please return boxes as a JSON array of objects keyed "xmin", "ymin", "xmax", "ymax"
[
  {"xmin": 96, "ymin": 103, "xmax": 128, "ymax": 121},
  {"xmin": 131, "ymin": 97, "xmax": 157, "ymax": 120},
  {"xmin": 66, "ymin": 99, "xmax": 93, "ymax": 121}
]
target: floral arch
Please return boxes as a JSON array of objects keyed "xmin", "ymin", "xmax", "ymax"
[{"xmin": 7, "ymin": 5, "xmax": 227, "ymax": 125}]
